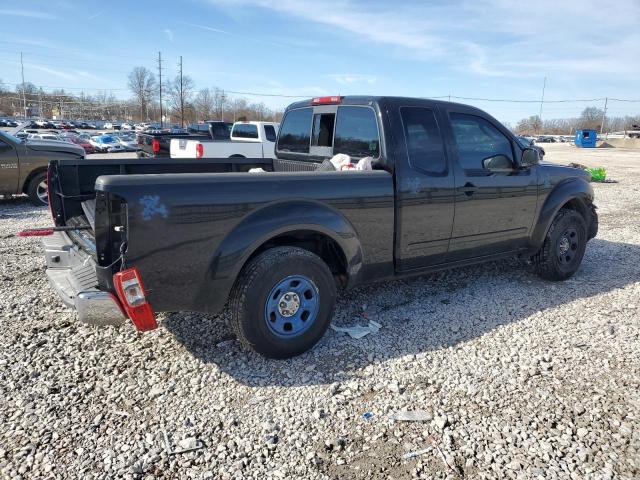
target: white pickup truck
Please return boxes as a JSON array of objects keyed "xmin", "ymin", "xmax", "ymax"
[{"xmin": 170, "ymin": 121, "xmax": 279, "ymax": 159}]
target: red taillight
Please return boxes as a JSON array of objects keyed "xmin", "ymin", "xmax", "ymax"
[
  {"xmin": 311, "ymin": 96, "xmax": 342, "ymax": 105},
  {"xmin": 195, "ymin": 143, "xmax": 204, "ymax": 159},
  {"xmin": 152, "ymin": 138, "xmax": 160, "ymax": 153},
  {"xmin": 113, "ymin": 267, "xmax": 157, "ymax": 332}
]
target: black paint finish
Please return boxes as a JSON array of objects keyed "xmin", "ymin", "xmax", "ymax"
[{"xmin": 48, "ymin": 96, "xmax": 597, "ymax": 317}]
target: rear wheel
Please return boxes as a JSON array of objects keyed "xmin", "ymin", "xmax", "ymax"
[
  {"xmin": 229, "ymin": 247, "xmax": 336, "ymax": 358},
  {"xmin": 27, "ymin": 172, "xmax": 48, "ymax": 206},
  {"xmin": 533, "ymin": 209, "xmax": 587, "ymax": 281}
]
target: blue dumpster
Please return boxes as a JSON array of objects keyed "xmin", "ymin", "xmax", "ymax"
[{"xmin": 575, "ymin": 129, "xmax": 597, "ymax": 148}]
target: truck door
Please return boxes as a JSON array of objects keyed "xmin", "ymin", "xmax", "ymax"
[
  {"xmin": 392, "ymin": 103, "xmax": 456, "ymax": 271},
  {"xmin": 0, "ymin": 137, "xmax": 19, "ymax": 195},
  {"xmin": 444, "ymin": 110, "xmax": 538, "ymax": 261}
]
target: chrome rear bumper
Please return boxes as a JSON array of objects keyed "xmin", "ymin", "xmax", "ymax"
[{"xmin": 43, "ymin": 232, "xmax": 125, "ymax": 326}]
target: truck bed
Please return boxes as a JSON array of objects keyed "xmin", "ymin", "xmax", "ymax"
[{"xmin": 48, "ymin": 156, "xmax": 394, "ymax": 314}]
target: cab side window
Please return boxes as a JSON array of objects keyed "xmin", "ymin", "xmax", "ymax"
[
  {"xmin": 449, "ymin": 113, "xmax": 513, "ymax": 170},
  {"xmin": 400, "ymin": 107, "xmax": 446, "ymax": 175},
  {"xmin": 264, "ymin": 125, "xmax": 277, "ymax": 142}
]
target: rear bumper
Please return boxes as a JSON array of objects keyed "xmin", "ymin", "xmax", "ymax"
[{"xmin": 43, "ymin": 232, "xmax": 126, "ymax": 326}]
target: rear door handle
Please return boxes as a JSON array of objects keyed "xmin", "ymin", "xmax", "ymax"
[{"xmin": 460, "ymin": 182, "xmax": 478, "ymax": 197}]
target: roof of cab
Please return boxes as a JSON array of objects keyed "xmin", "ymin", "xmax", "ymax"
[{"xmin": 285, "ymin": 95, "xmax": 480, "ymax": 111}]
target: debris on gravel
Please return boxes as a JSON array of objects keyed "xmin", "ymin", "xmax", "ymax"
[{"xmin": 1, "ymin": 145, "xmax": 639, "ymax": 479}]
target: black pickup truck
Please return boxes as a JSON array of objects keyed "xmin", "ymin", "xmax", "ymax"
[
  {"xmin": 136, "ymin": 121, "xmax": 232, "ymax": 158},
  {"xmin": 39, "ymin": 96, "xmax": 597, "ymax": 358}
]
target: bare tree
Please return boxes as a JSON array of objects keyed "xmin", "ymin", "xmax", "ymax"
[
  {"xmin": 579, "ymin": 106, "xmax": 605, "ymax": 130},
  {"xmin": 128, "ymin": 67, "xmax": 157, "ymax": 121},
  {"xmin": 168, "ymin": 73, "xmax": 195, "ymax": 126},
  {"xmin": 194, "ymin": 88, "xmax": 215, "ymax": 120},
  {"xmin": 515, "ymin": 115, "xmax": 542, "ymax": 135}
]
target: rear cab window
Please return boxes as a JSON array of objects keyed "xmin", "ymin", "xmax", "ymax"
[
  {"xmin": 276, "ymin": 104, "xmax": 380, "ymax": 161},
  {"xmin": 277, "ymin": 108, "xmax": 313, "ymax": 153},
  {"xmin": 232, "ymin": 123, "xmax": 259, "ymax": 139}
]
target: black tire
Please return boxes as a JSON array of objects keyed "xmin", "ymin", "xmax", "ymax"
[
  {"xmin": 26, "ymin": 172, "xmax": 48, "ymax": 206},
  {"xmin": 533, "ymin": 209, "xmax": 587, "ymax": 281},
  {"xmin": 229, "ymin": 247, "xmax": 337, "ymax": 359}
]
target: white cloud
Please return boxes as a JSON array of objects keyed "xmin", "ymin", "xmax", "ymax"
[
  {"xmin": 164, "ymin": 29, "xmax": 174, "ymax": 42},
  {"xmin": 180, "ymin": 21, "xmax": 233, "ymax": 36},
  {"xmin": 208, "ymin": 0, "xmax": 640, "ymax": 78},
  {"xmin": 329, "ymin": 74, "xmax": 377, "ymax": 85},
  {"xmin": 88, "ymin": 11, "xmax": 103, "ymax": 20},
  {"xmin": 25, "ymin": 63, "xmax": 75, "ymax": 81},
  {"xmin": 0, "ymin": 9, "xmax": 60, "ymax": 20}
]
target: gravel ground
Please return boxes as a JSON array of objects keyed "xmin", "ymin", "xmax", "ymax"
[{"xmin": 1, "ymin": 144, "xmax": 639, "ymax": 479}]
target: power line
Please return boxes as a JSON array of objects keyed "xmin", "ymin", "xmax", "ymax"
[{"xmin": 2, "ymin": 78, "xmax": 640, "ymax": 103}]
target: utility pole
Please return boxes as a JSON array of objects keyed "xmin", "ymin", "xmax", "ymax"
[
  {"xmin": 178, "ymin": 56, "xmax": 184, "ymax": 127},
  {"xmin": 221, "ymin": 89, "xmax": 226, "ymax": 121},
  {"xmin": 20, "ymin": 52, "xmax": 27, "ymax": 118},
  {"xmin": 538, "ymin": 76, "xmax": 546, "ymax": 135},
  {"xmin": 158, "ymin": 51, "xmax": 163, "ymax": 127},
  {"xmin": 600, "ymin": 97, "xmax": 608, "ymax": 135}
]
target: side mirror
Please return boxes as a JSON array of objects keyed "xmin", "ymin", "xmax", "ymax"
[
  {"xmin": 482, "ymin": 154, "xmax": 514, "ymax": 172},
  {"xmin": 521, "ymin": 148, "xmax": 540, "ymax": 167}
]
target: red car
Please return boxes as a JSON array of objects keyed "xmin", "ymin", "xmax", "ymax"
[{"xmin": 64, "ymin": 135, "xmax": 95, "ymax": 154}]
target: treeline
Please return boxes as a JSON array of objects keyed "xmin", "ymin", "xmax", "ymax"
[
  {"xmin": 515, "ymin": 106, "xmax": 640, "ymax": 135},
  {"xmin": 0, "ymin": 70, "xmax": 283, "ymax": 124}
]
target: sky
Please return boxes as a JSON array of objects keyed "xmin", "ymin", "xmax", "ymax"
[{"xmin": 0, "ymin": 0, "xmax": 639, "ymax": 124}]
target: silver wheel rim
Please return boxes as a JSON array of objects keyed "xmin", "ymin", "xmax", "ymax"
[{"xmin": 36, "ymin": 180, "xmax": 48, "ymax": 204}]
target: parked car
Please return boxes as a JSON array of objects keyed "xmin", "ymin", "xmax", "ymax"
[
  {"xmin": 121, "ymin": 122, "xmax": 133, "ymax": 130},
  {"xmin": 103, "ymin": 122, "xmax": 114, "ymax": 130},
  {"xmin": 61, "ymin": 134, "xmax": 96, "ymax": 154},
  {"xmin": 27, "ymin": 133, "xmax": 61, "ymax": 141},
  {"xmin": 0, "ymin": 123, "xmax": 84, "ymax": 205},
  {"xmin": 89, "ymin": 134, "xmax": 126, "ymax": 153},
  {"xmin": 38, "ymin": 95, "xmax": 598, "ymax": 358},
  {"xmin": 170, "ymin": 121, "xmax": 279, "ymax": 159},
  {"xmin": 135, "ymin": 124, "xmax": 216, "ymax": 158},
  {"xmin": 116, "ymin": 133, "xmax": 138, "ymax": 152}
]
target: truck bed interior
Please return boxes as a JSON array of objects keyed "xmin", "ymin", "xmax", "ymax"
[{"xmin": 50, "ymin": 157, "xmax": 276, "ymax": 252}]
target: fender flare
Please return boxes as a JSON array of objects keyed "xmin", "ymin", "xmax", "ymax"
[
  {"xmin": 194, "ymin": 200, "xmax": 364, "ymax": 313},
  {"xmin": 530, "ymin": 177, "xmax": 594, "ymax": 250}
]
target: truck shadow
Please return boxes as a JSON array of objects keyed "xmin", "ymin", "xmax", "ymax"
[{"xmin": 163, "ymin": 238, "xmax": 639, "ymax": 387}]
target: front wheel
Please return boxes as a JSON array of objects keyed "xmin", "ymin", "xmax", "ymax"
[
  {"xmin": 27, "ymin": 172, "xmax": 48, "ymax": 206},
  {"xmin": 533, "ymin": 209, "xmax": 587, "ymax": 281},
  {"xmin": 229, "ymin": 247, "xmax": 337, "ymax": 358}
]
